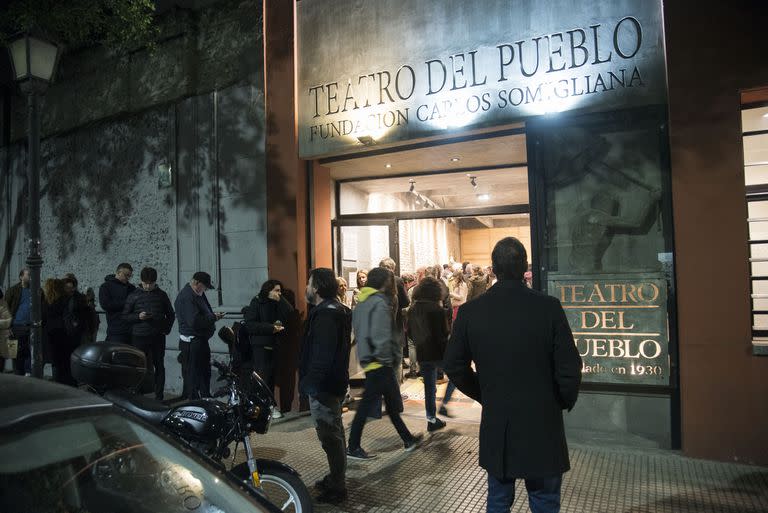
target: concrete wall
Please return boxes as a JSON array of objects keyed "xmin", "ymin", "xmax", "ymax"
[
  {"xmin": 0, "ymin": 0, "xmax": 268, "ymax": 399},
  {"xmin": 664, "ymin": 1, "xmax": 768, "ymax": 464}
]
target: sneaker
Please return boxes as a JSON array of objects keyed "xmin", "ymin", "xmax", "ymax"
[
  {"xmin": 427, "ymin": 418, "xmax": 446, "ymax": 432},
  {"xmin": 404, "ymin": 433, "xmax": 424, "ymax": 452},
  {"xmin": 316, "ymin": 487, "xmax": 348, "ymax": 504},
  {"xmin": 271, "ymin": 406, "xmax": 283, "ymax": 419},
  {"xmin": 438, "ymin": 405, "xmax": 453, "ymax": 418},
  {"xmin": 346, "ymin": 447, "xmax": 377, "ymax": 460}
]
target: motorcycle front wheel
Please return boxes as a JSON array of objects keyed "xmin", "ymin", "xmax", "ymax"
[{"xmin": 231, "ymin": 463, "xmax": 313, "ymax": 513}]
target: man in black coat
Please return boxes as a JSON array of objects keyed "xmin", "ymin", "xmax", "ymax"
[
  {"xmin": 174, "ymin": 272, "xmax": 224, "ymax": 399},
  {"xmin": 444, "ymin": 237, "xmax": 582, "ymax": 513},
  {"xmin": 99, "ymin": 263, "xmax": 136, "ymax": 343},
  {"xmin": 123, "ymin": 267, "xmax": 176, "ymax": 400},
  {"xmin": 299, "ymin": 268, "xmax": 351, "ymax": 505}
]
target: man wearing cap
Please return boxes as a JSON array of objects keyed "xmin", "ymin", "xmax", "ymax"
[{"xmin": 174, "ymin": 272, "xmax": 224, "ymax": 399}]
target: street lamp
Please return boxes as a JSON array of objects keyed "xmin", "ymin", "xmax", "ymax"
[{"xmin": 7, "ymin": 31, "xmax": 61, "ymax": 378}]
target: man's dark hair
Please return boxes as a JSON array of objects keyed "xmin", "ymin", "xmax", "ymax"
[
  {"xmin": 366, "ymin": 267, "xmax": 393, "ymax": 291},
  {"xmin": 259, "ymin": 279, "xmax": 283, "ymax": 299},
  {"xmin": 492, "ymin": 237, "xmax": 528, "ymax": 282},
  {"xmin": 412, "ymin": 277, "xmax": 443, "ymax": 302},
  {"xmin": 309, "ymin": 268, "xmax": 338, "ymax": 300},
  {"xmin": 116, "ymin": 263, "xmax": 133, "ymax": 273},
  {"xmin": 140, "ymin": 267, "xmax": 158, "ymax": 283},
  {"xmin": 18, "ymin": 268, "xmax": 28, "ymax": 278}
]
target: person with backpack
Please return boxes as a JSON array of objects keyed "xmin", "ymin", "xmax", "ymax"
[
  {"xmin": 299, "ymin": 268, "xmax": 352, "ymax": 504},
  {"xmin": 242, "ymin": 279, "xmax": 293, "ymax": 418}
]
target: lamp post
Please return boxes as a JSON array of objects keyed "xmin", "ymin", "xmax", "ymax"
[{"xmin": 7, "ymin": 31, "xmax": 61, "ymax": 378}]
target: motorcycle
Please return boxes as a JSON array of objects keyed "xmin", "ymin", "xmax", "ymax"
[{"xmin": 71, "ymin": 343, "xmax": 313, "ymax": 513}]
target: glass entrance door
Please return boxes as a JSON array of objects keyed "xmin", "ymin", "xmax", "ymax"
[{"xmin": 334, "ymin": 221, "xmax": 397, "ymax": 294}]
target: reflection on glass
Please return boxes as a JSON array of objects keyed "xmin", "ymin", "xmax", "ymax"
[{"xmin": 0, "ymin": 414, "xmax": 261, "ymax": 513}]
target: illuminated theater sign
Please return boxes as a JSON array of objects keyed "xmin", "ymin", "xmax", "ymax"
[
  {"xmin": 297, "ymin": 0, "xmax": 667, "ymax": 158},
  {"xmin": 551, "ymin": 275, "xmax": 669, "ymax": 385}
]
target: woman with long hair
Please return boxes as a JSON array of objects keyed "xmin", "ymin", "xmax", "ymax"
[
  {"xmin": 407, "ymin": 276, "xmax": 457, "ymax": 429},
  {"xmin": 43, "ymin": 278, "xmax": 75, "ymax": 385},
  {"xmin": 448, "ymin": 267, "xmax": 468, "ymax": 321},
  {"xmin": 350, "ymin": 269, "xmax": 368, "ymax": 309},
  {"xmin": 242, "ymin": 278, "xmax": 294, "ymax": 418}
]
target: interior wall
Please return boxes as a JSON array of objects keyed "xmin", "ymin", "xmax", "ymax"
[
  {"xmin": 312, "ymin": 162, "xmax": 333, "ymax": 269},
  {"xmin": 460, "ymin": 224, "xmax": 532, "ymax": 268},
  {"xmin": 664, "ymin": 1, "xmax": 768, "ymax": 464},
  {"xmin": 399, "ymin": 218, "xmax": 461, "ymax": 274}
]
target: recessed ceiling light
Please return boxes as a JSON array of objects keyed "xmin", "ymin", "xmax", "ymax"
[
  {"xmin": 763, "ymin": 112, "xmax": 768, "ymax": 118},
  {"xmin": 478, "ymin": 194, "xmax": 490, "ymax": 201},
  {"xmin": 385, "ymin": 163, "xmax": 392, "ymax": 168},
  {"xmin": 450, "ymin": 157, "xmax": 461, "ymax": 162}
]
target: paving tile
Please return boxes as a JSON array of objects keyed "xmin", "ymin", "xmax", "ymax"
[{"xmin": 243, "ymin": 404, "xmax": 768, "ymax": 513}]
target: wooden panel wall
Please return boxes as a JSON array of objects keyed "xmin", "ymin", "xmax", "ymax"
[{"xmin": 460, "ymin": 226, "xmax": 531, "ymax": 268}]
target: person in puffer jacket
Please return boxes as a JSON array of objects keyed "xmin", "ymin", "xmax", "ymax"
[
  {"xmin": 123, "ymin": 267, "xmax": 175, "ymax": 400},
  {"xmin": 346, "ymin": 267, "xmax": 422, "ymax": 461}
]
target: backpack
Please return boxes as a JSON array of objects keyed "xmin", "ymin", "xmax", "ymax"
[{"xmin": 233, "ymin": 320, "xmax": 253, "ymax": 364}]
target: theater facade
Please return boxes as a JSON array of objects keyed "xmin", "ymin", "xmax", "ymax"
[{"xmin": 262, "ymin": 0, "xmax": 768, "ymax": 464}]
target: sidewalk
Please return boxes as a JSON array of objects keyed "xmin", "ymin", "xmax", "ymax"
[{"xmin": 250, "ymin": 397, "xmax": 768, "ymax": 513}]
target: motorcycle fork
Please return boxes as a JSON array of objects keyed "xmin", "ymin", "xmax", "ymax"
[{"xmin": 243, "ymin": 435, "xmax": 261, "ymax": 488}]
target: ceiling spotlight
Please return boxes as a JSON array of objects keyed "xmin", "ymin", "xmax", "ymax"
[
  {"xmin": 409, "ymin": 179, "xmax": 416, "ymax": 193},
  {"xmin": 450, "ymin": 156, "xmax": 461, "ymax": 162},
  {"xmin": 385, "ymin": 163, "xmax": 392, "ymax": 169},
  {"xmin": 478, "ymin": 194, "xmax": 490, "ymax": 201},
  {"xmin": 357, "ymin": 135, "xmax": 376, "ymax": 146},
  {"xmin": 468, "ymin": 175, "xmax": 477, "ymax": 190}
]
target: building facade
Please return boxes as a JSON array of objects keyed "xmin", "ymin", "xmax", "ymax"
[{"xmin": 1, "ymin": 0, "xmax": 767, "ymax": 465}]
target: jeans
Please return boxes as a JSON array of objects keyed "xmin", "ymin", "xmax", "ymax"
[
  {"xmin": 309, "ymin": 393, "xmax": 346, "ymax": 491},
  {"xmin": 486, "ymin": 473, "xmax": 562, "ymax": 513},
  {"xmin": 132, "ymin": 334, "xmax": 166, "ymax": 400},
  {"xmin": 349, "ymin": 366, "xmax": 413, "ymax": 450},
  {"xmin": 420, "ymin": 360, "xmax": 456, "ymax": 420},
  {"xmin": 180, "ymin": 337, "xmax": 211, "ymax": 399}
]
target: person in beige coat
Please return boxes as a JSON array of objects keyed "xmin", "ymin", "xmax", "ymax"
[{"xmin": 0, "ymin": 291, "xmax": 14, "ymax": 368}]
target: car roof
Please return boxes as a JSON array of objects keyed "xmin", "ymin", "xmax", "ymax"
[{"xmin": 0, "ymin": 374, "xmax": 111, "ymax": 429}]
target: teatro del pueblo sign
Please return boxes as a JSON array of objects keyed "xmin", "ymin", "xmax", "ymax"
[{"xmin": 297, "ymin": 0, "xmax": 667, "ymax": 158}]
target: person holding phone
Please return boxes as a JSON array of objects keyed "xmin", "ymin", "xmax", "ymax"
[
  {"xmin": 123, "ymin": 267, "xmax": 176, "ymax": 400},
  {"xmin": 243, "ymin": 279, "xmax": 293, "ymax": 418}
]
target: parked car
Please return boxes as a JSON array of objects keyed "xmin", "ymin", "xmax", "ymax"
[{"xmin": 0, "ymin": 374, "xmax": 280, "ymax": 513}]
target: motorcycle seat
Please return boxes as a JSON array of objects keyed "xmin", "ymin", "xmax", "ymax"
[{"xmin": 105, "ymin": 389, "xmax": 172, "ymax": 425}]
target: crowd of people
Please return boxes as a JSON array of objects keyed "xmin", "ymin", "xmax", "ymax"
[
  {"xmin": 297, "ymin": 243, "xmax": 579, "ymax": 513},
  {"xmin": 0, "ymin": 240, "xmax": 579, "ymax": 512}
]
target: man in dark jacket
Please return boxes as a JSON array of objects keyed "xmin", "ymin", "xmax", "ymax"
[
  {"xmin": 444, "ymin": 237, "xmax": 582, "ymax": 513},
  {"xmin": 6, "ymin": 268, "xmax": 32, "ymax": 375},
  {"xmin": 99, "ymin": 263, "xmax": 136, "ymax": 342},
  {"xmin": 123, "ymin": 267, "xmax": 176, "ymax": 400},
  {"xmin": 299, "ymin": 268, "xmax": 351, "ymax": 504},
  {"xmin": 175, "ymin": 272, "xmax": 223, "ymax": 399}
]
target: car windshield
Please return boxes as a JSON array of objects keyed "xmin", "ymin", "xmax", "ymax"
[{"xmin": 0, "ymin": 412, "xmax": 267, "ymax": 513}]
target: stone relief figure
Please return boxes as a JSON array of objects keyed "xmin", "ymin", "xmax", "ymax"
[{"xmin": 569, "ymin": 188, "xmax": 661, "ymax": 272}]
